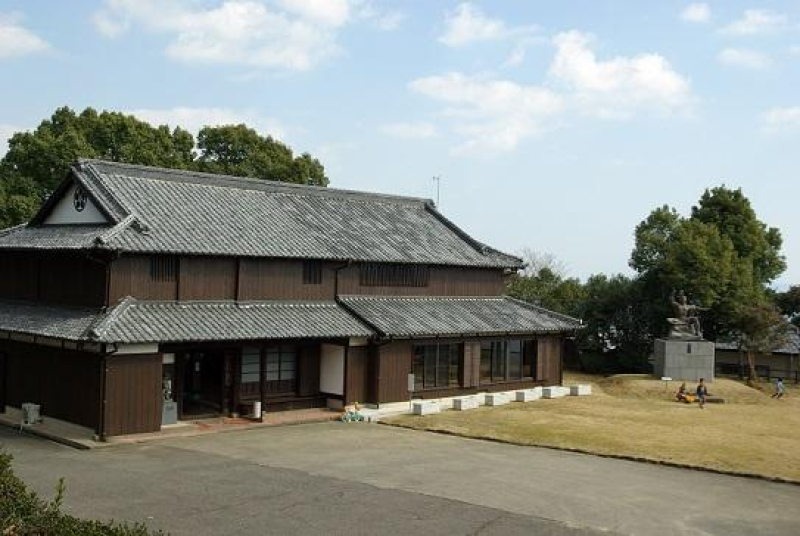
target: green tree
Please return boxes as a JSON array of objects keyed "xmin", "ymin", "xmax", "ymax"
[
  {"xmin": 775, "ymin": 285, "xmax": 800, "ymax": 327},
  {"xmin": 0, "ymin": 166, "xmax": 40, "ymax": 228},
  {"xmin": 506, "ymin": 266, "xmax": 585, "ymax": 317},
  {"xmin": 3, "ymin": 107, "xmax": 195, "ymax": 193},
  {"xmin": 0, "ymin": 106, "xmax": 331, "ymax": 228},
  {"xmin": 629, "ymin": 186, "xmax": 785, "ymax": 341},
  {"xmin": 692, "ymin": 187, "xmax": 785, "ymax": 285},
  {"xmin": 730, "ymin": 303, "xmax": 789, "ymax": 383},
  {"xmin": 195, "ymin": 124, "xmax": 328, "ymax": 186}
]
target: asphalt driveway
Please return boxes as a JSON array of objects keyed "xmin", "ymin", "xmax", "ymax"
[{"xmin": 2, "ymin": 423, "xmax": 799, "ymax": 535}]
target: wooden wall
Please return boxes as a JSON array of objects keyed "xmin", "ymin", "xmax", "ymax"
[
  {"xmin": 345, "ymin": 346, "xmax": 370, "ymax": 405},
  {"xmin": 238, "ymin": 259, "xmax": 334, "ymax": 300},
  {"xmin": 337, "ymin": 265, "xmax": 505, "ymax": 297},
  {"xmin": 108, "ymin": 254, "xmax": 506, "ymax": 303},
  {"xmin": 538, "ymin": 336, "xmax": 563, "ymax": 386},
  {"xmin": 108, "ymin": 255, "xmax": 176, "ymax": 303},
  {"xmin": 179, "ymin": 257, "xmax": 237, "ymax": 301},
  {"xmin": 377, "ymin": 340, "xmax": 413, "ymax": 404},
  {"xmin": 103, "ymin": 354, "xmax": 162, "ymax": 437},
  {"xmin": 1, "ymin": 340, "xmax": 102, "ymax": 431},
  {"xmin": 0, "ymin": 251, "xmax": 106, "ymax": 306}
]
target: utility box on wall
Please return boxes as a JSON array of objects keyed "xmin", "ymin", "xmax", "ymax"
[{"xmin": 652, "ymin": 339, "xmax": 715, "ymax": 382}]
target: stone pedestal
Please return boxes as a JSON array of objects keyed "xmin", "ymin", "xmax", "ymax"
[{"xmin": 652, "ymin": 338, "xmax": 715, "ymax": 382}]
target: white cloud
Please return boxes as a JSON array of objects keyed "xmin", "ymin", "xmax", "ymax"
[
  {"xmin": 409, "ymin": 73, "xmax": 563, "ymax": 153},
  {"xmin": 380, "ymin": 122, "xmax": 437, "ymax": 140},
  {"xmin": 440, "ymin": 3, "xmax": 507, "ymax": 47},
  {"xmin": 762, "ymin": 107, "xmax": 800, "ymax": 129},
  {"xmin": 719, "ymin": 9, "xmax": 788, "ymax": 36},
  {"xmin": 549, "ymin": 31, "xmax": 692, "ymax": 119},
  {"xmin": 92, "ymin": 0, "xmax": 401, "ymax": 72},
  {"xmin": 718, "ymin": 47, "xmax": 773, "ymax": 70},
  {"xmin": 681, "ymin": 3, "xmax": 711, "ymax": 24},
  {"xmin": 126, "ymin": 107, "xmax": 286, "ymax": 139},
  {"xmin": 438, "ymin": 2, "xmax": 539, "ymax": 64},
  {"xmin": 0, "ymin": 13, "xmax": 50, "ymax": 59},
  {"xmin": 408, "ymin": 31, "xmax": 692, "ymax": 153},
  {"xmin": 790, "ymin": 45, "xmax": 800, "ymax": 56}
]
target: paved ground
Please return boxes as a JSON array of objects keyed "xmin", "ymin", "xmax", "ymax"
[{"xmin": 2, "ymin": 423, "xmax": 800, "ymax": 535}]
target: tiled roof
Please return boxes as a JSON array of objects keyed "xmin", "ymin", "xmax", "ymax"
[
  {"xmin": 0, "ymin": 299, "xmax": 371, "ymax": 344},
  {"xmin": 338, "ymin": 295, "xmax": 582, "ymax": 338},
  {"xmin": 0, "ymin": 300, "xmax": 101, "ymax": 341},
  {"xmin": 716, "ymin": 325, "xmax": 800, "ymax": 355},
  {"xmin": 0, "ymin": 159, "xmax": 521, "ymax": 269},
  {"xmin": 0, "ymin": 295, "xmax": 580, "ymax": 344}
]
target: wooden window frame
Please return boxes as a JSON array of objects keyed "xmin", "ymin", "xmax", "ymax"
[
  {"xmin": 150, "ymin": 256, "xmax": 177, "ymax": 282},
  {"xmin": 412, "ymin": 342, "xmax": 462, "ymax": 391},
  {"xmin": 302, "ymin": 260, "xmax": 323, "ymax": 285},
  {"xmin": 480, "ymin": 338, "xmax": 536, "ymax": 385}
]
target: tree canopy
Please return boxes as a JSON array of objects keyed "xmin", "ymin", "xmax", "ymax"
[
  {"xmin": 509, "ymin": 186, "xmax": 788, "ymax": 373},
  {"xmin": 630, "ymin": 186, "xmax": 784, "ymax": 341},
  {"xmin": 0, "ymin": 106, "xmax": 329, "ymax": 227}
]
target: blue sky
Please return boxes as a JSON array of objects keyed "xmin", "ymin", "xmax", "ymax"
[{"xmin": 1, "ymin": 1, "xmax": 799, "ymax": 286}]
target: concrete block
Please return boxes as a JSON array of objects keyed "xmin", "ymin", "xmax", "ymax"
[
  {"xmin": 516, "ymin": 388, "xmax": 543, "ymax": 402},
  {"xmin": 412, "ymin": 400, "xmax": 440, "ymax": 416},
  {"xmin": 452, "ymin": 396, "xmax": 480, "ymax": 411},
  {"xmin": 484, "ymin": 392, "xmax": 510, "ymax": 406},
  {"xmin": 569, "ymin": 384, "xmax": 592, "ymax": 396},
  {"xmin": 542, "ymin": 386, "xmax": 567, "ymax": 399}
]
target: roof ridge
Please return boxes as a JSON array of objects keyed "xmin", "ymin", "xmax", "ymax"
[
  {"xmin": 126, "ymin": 299, "xmax": 341, "ymax": 306},
  {"xmin": 75, "ymin": 162, "xmax": 132, "ymax": 223},
  {"xmin": 339, "ymin": 295, "xmax": 507, "ymax": 301},
  {"xmin": 87, "ymin": 296, "xmax": 137, "ymax": 340},
  {"xmin": 80, "ymin": 158, "xmax": 433, "ymax": 206}
]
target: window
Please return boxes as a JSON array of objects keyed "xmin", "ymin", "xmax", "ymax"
[
  {"xmin": 481, "ymin": 339, "xmax": 536, "ymax": 384},
  {"xmin": 265, "ymin": 344, "xmax": 297, "ymax": 393},
  {"xmin": 523, "ymin": 340, "xmax": 537, "ymax": 379},
  {"xmin": 240, "ymin": 345, "xmax": 298, "ymax": 394},
  {"xmin": 241, "ymin": 348, "xmax": 261, "ymax": 384},
  {"xmin": 303, "ymin": 260, "xmax": 323, "ymax": 284},
  {"xmin": 412, "ymin": 343, "xmax": 461, "ymax": 390},
  {"xmin": 359, "ymin": 263, "xmax": 429, "ymax": 287},
  {"xmin": 150, "ymin": 256, "xmax": 177, "ymax": 282}
]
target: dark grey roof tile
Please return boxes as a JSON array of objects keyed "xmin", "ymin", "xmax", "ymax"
[
  {"xmin": 339, "ymin": 295, "xmax": 581, "ymax": 338},
  {"xmin": 0, "ymin": 160, "xmax": 521, "ymax": 268}
]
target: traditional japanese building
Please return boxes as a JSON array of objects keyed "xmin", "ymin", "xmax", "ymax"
[{"xmin": 0, "ymin": 160, "xmax": 580, "ymax": 438}]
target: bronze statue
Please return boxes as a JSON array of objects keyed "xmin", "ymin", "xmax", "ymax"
[{"xmin": 667, "ymin": 290, "xmax": 706, "ymax": 339}]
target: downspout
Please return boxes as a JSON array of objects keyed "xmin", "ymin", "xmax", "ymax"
[
  {"xmin": 96, "ymin": 342, "xmax": 119, "ymax": 442},
  {"xmin": 332, "ymin": 260, "xmax": 352, "ymax": 299}
]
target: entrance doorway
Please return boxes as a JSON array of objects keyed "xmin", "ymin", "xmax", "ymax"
[{"xmin": 179, "ymin": 352, "xmax": 224, "ymax": 418}]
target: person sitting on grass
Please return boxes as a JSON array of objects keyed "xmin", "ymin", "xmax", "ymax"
[
  {"xmin": 675, "ymin": 382, "xmax": 687, "ymax": 402},
  {"xmin": 772, "ymin": 377, "xmax": 785, "ymax": 400},
  {"xmin": 696, "ymin": 378, "xmax": 708, "ymax": 409}
]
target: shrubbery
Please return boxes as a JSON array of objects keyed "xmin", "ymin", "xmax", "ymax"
[{"xmin": 0, "ymin": 450, "xmax": 159, "ymax": 535}]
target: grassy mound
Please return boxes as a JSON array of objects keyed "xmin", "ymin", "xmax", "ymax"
[{"xmin": 390, "ymin": 373, "xmax": 800, "ymax": 481}]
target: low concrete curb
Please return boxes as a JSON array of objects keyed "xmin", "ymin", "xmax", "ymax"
[
  {"xmin": 382, "ymin": 421, "xmax": 800, "ymax": 487},
  {"xmin": 0, "ymin": 420, "xmax": 92, "ymax": 450}
]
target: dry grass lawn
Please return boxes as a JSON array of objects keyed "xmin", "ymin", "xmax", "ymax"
[{"xmin": 389, "ymin": 373, "xmax": 800, "ymax": 482}]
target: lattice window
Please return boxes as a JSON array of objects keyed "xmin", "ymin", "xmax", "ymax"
[{"xmin": 359, "ymin": 263, "xmax": 429, "ymax": 287}]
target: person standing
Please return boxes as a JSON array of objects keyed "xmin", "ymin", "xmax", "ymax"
[
  {"xmin": 772, "ymin": 378, "xmax": 785, "ymax": 400},
  {"xmin": 696, "ymin": 378, "xmax": 708, "ymax": 409}
]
